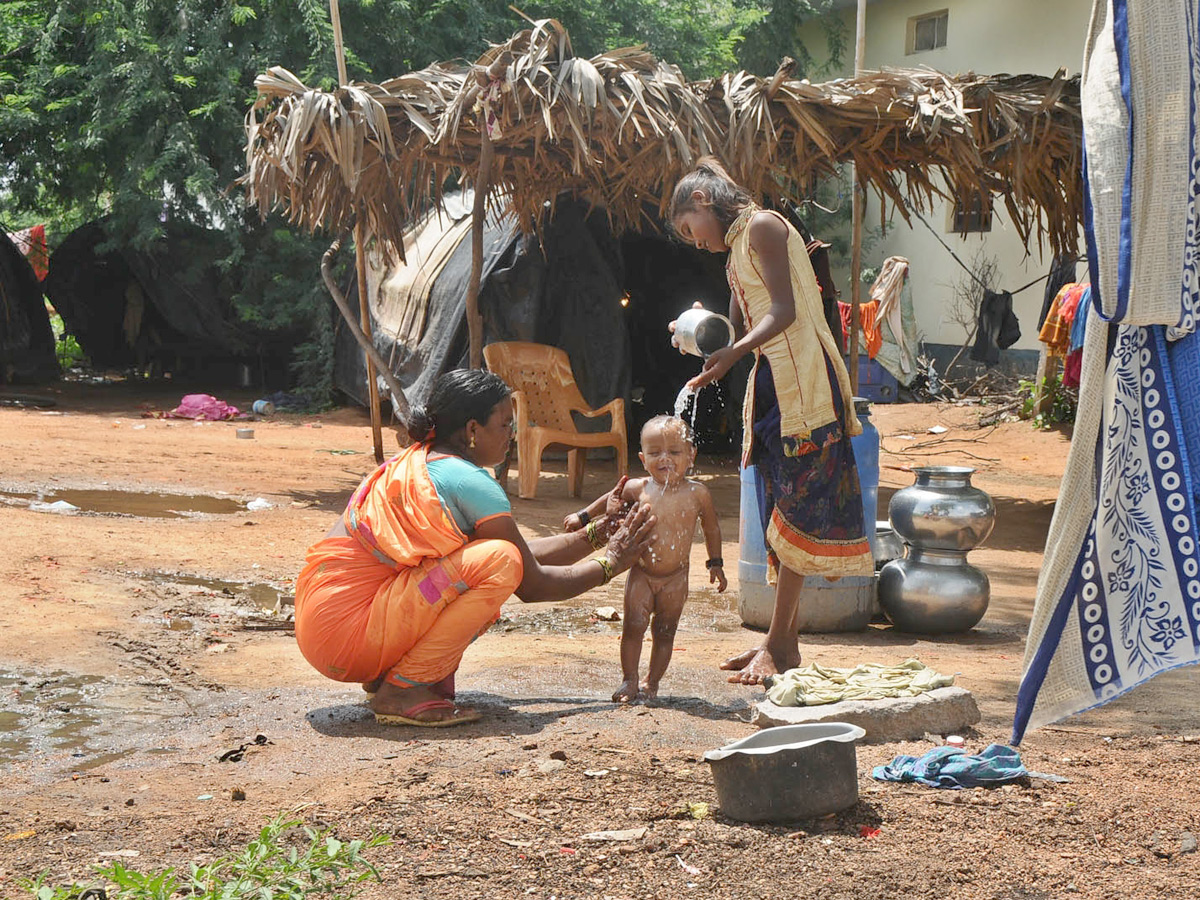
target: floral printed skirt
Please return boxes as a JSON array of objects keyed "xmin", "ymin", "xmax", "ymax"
[{"xmin": 750, "ymin": 357, "xmax": 872, "ymax": 580}]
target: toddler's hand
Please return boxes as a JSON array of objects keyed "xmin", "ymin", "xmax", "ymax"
[
  {"xmin": 563, "ymin": 513, "xmax": 582, "ymax": 532},
  {"xmin": 710, "ymin": 566, "xmax": 728, "ymax": 592},
  {"xmin": 604, "ymin": 475, "xmax": 630, "ymax": 518}
]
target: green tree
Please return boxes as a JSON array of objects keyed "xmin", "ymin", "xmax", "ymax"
[{"xmin": 0, "ymin": 1, "xmax": 841, "ymax": 400}]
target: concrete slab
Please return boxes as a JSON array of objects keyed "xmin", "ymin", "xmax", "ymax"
[{"xmin": 751, "ymin": 686, "xmax": 980, "ymax": 743}]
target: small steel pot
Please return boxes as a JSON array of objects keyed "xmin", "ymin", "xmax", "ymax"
[{"xmin": 673, "ymin": 308, "xmax": 734, "ymax": 358}]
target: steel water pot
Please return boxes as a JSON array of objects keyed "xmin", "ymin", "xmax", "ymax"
[
  {"xmin": 888, "ymin": 466, "xmax": 995, "ymax": 551},
  {"xmin": 877, "ymin": 546, "xmax": 990, "ymax": 633}
]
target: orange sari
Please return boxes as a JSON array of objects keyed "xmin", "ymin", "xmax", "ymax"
[{"xmin": 294, "ymin": 444, "xmax": 522, "ymax": 688}]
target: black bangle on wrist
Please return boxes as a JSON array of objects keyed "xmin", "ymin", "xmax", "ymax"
[
  {"xmin": 577, "ymin": 509, "xmax": 590, "ymax": 526},
  {"xmin": 706, "ymin": 557, "xmax": 724, "ymax": 569}
]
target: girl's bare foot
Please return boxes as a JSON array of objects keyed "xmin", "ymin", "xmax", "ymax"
[
  {"xmin": 726, "ymin": 647, "xmax": 801, "ymax": 685},
  {"xmin": 719, "ymin": 648, "xmax": 760, "ymax": 671},
  {"xmin": 612, "ymin": 679, "xmax": 643, "ymax": 703}
]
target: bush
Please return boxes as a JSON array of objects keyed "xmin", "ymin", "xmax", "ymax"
[{"xmin": 1019, "ymin": 370, "xmax": 1077, "ymax": 429}]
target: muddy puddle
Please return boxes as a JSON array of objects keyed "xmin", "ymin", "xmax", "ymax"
[
  {"xmin": 0, "ymin": 670, "xmax": 178, "ymax": 768},
  {"xmin": 0, "ymin": 487, "xmax": 244, "ymax": 518},
  {"xmin": 494, "ymin": 591, "xmax": 744, "ymax": 636},
  {"xmin": 133, "ymin": 571, "xmax": 294, "ymax": 615}
]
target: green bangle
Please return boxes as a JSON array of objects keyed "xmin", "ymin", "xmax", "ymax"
[
  {"xmin": 586, "ymin": 519, "xmax": 605, "ymax": 550},
  {"xmin": 594, "ymin": 556, "xmax": 615, "ymax": 584}
]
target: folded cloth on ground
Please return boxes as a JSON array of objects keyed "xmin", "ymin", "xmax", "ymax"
[
  {"xmin": 763, "ymin": 659, "xmax": 954, "ymax": 707},
  {"xmin": 872, "ymin": 744, "xmax": 1027, "ymax": 789},
  {"xmin": 169, "ymin": 393, "xmax": 243, "ymax": 420}
]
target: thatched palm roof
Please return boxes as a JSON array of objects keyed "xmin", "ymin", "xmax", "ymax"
[{"xmin": 242, "ymin": 18, "xmax": 1082, "ymax": 258}]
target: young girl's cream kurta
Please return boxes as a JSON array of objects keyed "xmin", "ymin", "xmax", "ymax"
[{"xmin": 725, "ymin": 205, "xmax": 861, "ymax": 465}]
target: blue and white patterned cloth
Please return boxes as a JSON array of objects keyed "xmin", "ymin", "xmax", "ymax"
[
  {"xmin": 873, "ymin": 744, "xmax": 1028, "ymax": 790},
  {"xmin": 1013, "ymin": 0, "xmax": 1200, "ymax": 743}
]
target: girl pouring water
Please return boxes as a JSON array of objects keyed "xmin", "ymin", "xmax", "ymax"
[{"xmin": 668, "ymin": 157, "xmax": 873, "ymax": 685}]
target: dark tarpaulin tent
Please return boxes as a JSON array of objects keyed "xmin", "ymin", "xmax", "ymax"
[
  {"xmin": 44, "ymin": 221, "xmax": 250, "ymax": 379},
  {"xmin": 0, "ymin": 231, "xmax": 58, "ymax": 384},
  {"xmin": 335, "ymin": 190, "xmax": 737, "ymax": 449}
]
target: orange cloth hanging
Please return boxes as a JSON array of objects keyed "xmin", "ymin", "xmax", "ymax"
[{"xmin": 837, "ymin": 299, "xmax": 884, "ymax": 358}]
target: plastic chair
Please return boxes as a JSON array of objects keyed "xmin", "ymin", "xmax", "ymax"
[{"xmin": 483, "ymin": 341, "xmax": 628, "ymax": 499}]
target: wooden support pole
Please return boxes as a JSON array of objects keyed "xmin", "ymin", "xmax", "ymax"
[
  {"xmin": 465, "ymin": 58, "xmax": 507, "ymax": 370},
  {"xmin": 467, "ymin": 131, "xmax": 492, "ymax": 370},
  {"xmin": 354, "ymin": 220, "xmax": 384, "ymax": 462},
  {"xmin": 329, "ymin": 0, "xmax": 384, "ymax": 461},
  {"xmin": 848, "ymin": 0, "xmax": 868, "ymax": 395}
]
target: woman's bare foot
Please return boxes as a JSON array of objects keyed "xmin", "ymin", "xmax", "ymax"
[
  {"xmin": 725, "ymin": 646, "xmax": 801, "ymax": 685},
  {"xmin": 612, "ymin": 678, "xmax": 643, "ymax": 703},
  {"xmin": 361, "ymin": 676, "xmax": 384, "ymax": 694}
]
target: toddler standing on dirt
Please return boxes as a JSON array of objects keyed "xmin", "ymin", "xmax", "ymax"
[{"xmin": 565, "ymin": 416, "xmax": 726, "ymax": 701}]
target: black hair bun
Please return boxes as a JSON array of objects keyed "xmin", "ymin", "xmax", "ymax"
[{"xmin": 407, "ymin": 406, "xmax": 435, "ymax": 443}]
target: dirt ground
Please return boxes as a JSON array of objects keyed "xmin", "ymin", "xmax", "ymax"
[{"xmin": 1, "ymin": 381, "xmax": 1198, "ymax": 899}]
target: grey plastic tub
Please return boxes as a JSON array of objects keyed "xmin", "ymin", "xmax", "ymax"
[{"xmin": 704, "ymin": 722, "xmax": 866, "ymax": 822}]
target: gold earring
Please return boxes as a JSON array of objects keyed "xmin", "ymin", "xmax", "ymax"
[{"xmin": 469, "ymin": 435, "xmax": 476, "ymax": 449}]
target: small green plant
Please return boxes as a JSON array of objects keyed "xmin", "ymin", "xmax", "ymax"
[
  {"xmin": 47, "ymin": 312, "xmax": 87, "ymax": 371},
  {"xmin": 24, "ymin": 815, "xmax": 388, "ymax": 900},
  {"xmin": 1019, "ymin": 371, "xmax": 1078, "ymax": 429}
]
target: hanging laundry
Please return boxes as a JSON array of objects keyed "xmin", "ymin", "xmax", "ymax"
[
  {"xmin": 6, "ymin": 225, "xmax": 48, "ymax": 281},
  {"xmin": 837, "ymin": 298, "xmax": 883, "ymax": 359},
  {"xmin": 1062, "ymin": 287, "xmax": 1091, "ymax": 388},
  {"xmin": 1038, "ymin": 253, "xmax": 1078, "ymax": 330},
  {"xmin": 870, "ymin": 257, "xmax": 914, "ymax": 376},
  {"xmin": 1038, "ymin": 282, "xmax": 1086, "ymax": 356},
  {"xmin": 970, "ymin": 289, "xmax": 1021, "ymax": 366}
]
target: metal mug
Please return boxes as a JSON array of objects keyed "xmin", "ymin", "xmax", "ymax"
[{"xmin": 673, "ymin": 308, "xmax": 734, "ymax": 358}]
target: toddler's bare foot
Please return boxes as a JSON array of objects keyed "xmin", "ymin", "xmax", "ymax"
[
  {"xmin": 640, "ymin": 680, "xmax": 659, "ymax": 701},
  {"xmin": 612, "ymin": 679, "xmax": 643, "ymax": 703},
  {"xmin": 726, "ymin": 646, "xmax": 801, "ymax": 685}
]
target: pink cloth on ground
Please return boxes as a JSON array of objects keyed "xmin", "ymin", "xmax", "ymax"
[{"xmin": 169, "ymin": 394, "xmax": 242, "ymax": 420}]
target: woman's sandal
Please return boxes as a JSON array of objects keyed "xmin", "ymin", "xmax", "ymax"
[
  {"xmin": 374, "ymin": 699, "xmax": 481, "ymax": 728},
  {"xmin": 364, "ymin": 672, "xmax": 455, "ymax": 701}
]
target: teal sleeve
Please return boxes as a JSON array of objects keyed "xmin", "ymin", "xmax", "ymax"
[{"xmin": 426, "ymin": 456, "xmax": 511, "ymax": 534}]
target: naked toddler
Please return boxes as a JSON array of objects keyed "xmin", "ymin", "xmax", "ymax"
[{"xmin": 566, "ymin": 415, "xmax": 726, "ymax": 701}]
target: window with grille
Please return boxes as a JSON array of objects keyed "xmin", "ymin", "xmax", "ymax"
[
  {"xmin": 907, "ymin": 10, "xmax": 948, "ymax": 54},
  {"xmin": 950, "ymin": 194, "xmax": 993, "ymax": 234}
]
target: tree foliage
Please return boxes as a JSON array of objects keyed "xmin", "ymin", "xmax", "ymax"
[{"xmin": 0, "ymin": 0, "xmax": 842, "ymax": 399}]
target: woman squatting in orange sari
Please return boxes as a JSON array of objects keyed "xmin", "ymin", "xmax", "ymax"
[{"xmin": 295, "ymin": 369, "xmax": 655, "ymax": 727}]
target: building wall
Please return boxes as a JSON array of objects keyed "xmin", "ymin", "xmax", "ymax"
[{"xmin": 796, "ymin": 0, "xmax": 1092, "ymax": 361}]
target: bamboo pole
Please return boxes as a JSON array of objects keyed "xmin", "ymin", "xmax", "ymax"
[
  {"xmin": 467, "ymin": 128, "xmax": 492, "ymax": 369},
  {"xmin": 465, "ymin": 57, "xmax": 510, "ymax": 369},
  {"xmin": 329, "ymin": 0, "xmax": 384, "ymax": 462},
  {"xmin": 848, "ymin": 0, "xmax": 867, "ymax": 395}
]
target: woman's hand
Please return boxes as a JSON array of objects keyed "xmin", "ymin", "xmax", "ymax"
[
  {"xmin": 667, "ymin": 301, "xmax": 705, "ymax": 355},
  {"xmin": 603, "ymin": 503, "xmax": 656, "ymax": 574},
  {"xmin": 686, "ymin": 345, "xmax": 740, "ymax": 389}
]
